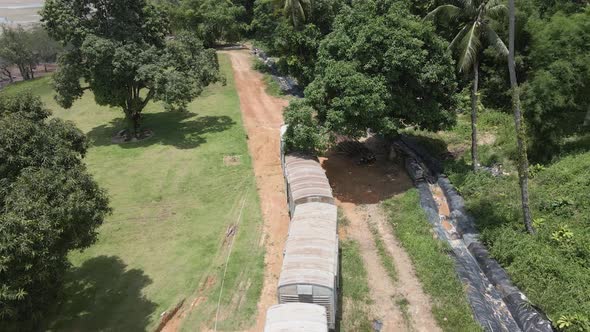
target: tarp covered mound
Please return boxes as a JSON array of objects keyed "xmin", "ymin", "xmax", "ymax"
[
  {"xmin": 395, "ymin": 136, "xmax": 553, "ymax": 332},
  {"xmin": 252, "ymin": 49, "xmax": 303, "ymax": 97}
]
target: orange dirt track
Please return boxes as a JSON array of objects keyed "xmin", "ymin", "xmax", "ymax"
[{"xmin": 221, "ymin": 50, "xmax": 290, "ymax": 332}]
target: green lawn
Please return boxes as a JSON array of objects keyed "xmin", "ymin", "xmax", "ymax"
[{"xmin": 1, "ymin": 54, "xmax": 265, "ymax": 331}]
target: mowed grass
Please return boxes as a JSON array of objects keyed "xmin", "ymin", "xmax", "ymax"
[
  {"xmin": 383, "ymin": 190, "xmax": 482, "ymax": 332},
  {"xmin": 1, "ymin": 54, "xmax": 265, "ymax": 331}
]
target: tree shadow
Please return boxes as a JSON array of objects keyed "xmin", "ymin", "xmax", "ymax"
[
  {"xmin": 45, "ymin": 256, "xmax": 157, "ymax": 332},
  {"xmin": 321, "ymin": 151, "xmax": 414, "ymax": 205},
  {"xmin": 86, "ymin": 111, "xmax": 235, "ymax": 149}
]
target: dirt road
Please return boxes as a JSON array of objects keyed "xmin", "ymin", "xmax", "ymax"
[
  {"xmin": 322, "ymin": 150, "xmax": 441, "ymax": 332},
  {"xmin": 222, "ymin": 50, "xmax": 290, "ymax": 331}
]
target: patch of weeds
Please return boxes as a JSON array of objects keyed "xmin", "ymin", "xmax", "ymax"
[
  {"xmin": 394, "ymin": 296, "xmax": 413, "ymax": 331},
  {"xmin": 368, "ymin": 222, "xmax": 398, "ymax": 283},
  {"xmin": 340, "ymin": 240, "xmax": 373, "ymax": 331}
]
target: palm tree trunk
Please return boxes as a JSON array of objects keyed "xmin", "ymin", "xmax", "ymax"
[
  {"xmin": 508, "ymin": 0, "xmax": 534, "ymax": 234},
  {"xmin": 471, "ymin": 60, "xmax": 479, "ymax": 171}
]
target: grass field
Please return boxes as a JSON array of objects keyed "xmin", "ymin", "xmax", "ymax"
[{"xmin": 1, "ymin": 54, "xmax": 265, "ymax": 331}]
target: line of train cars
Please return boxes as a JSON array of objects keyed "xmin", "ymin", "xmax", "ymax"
[{"xmin": 263, "ymin": 126, "xmax": 339, "ymax": 332}]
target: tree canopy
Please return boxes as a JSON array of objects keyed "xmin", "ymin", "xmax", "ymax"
[
  {"xmin": 284, "ymin": 0, "xmax": 458, "ymax": 149},
  {"xmin": 0, "ymin": 26, "xmax": 38, "ymax": 81},
  {"xmin": 41, "ymin": 0, "xmax": 222, "ymax": 137},
  {"xmin": 165, "ymin": 0, "xmax": 248, "ymax": 47},
  {"xmin": 523, "ymin": 7, "xmax": 590, "ymax": 160},
  {"xmin": 0, "ymin": 93, "xmax": 110, "ymax": 322}
]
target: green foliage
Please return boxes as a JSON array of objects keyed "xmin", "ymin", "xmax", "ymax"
[
  {"xmin": 290, "ymin": 0, "xmax": 458, "ymax": 147},
  {"xmin": 557, "ymin": 314, "xmax": 590, "ymax": 332},
  {"xmin": 445, "ymin": 152, "xmax": 590, "ymax": 327},
  {"xmin": 523, "ymin": 8, "xmax": 590, "ymax": 161},
  {"xmin": 425, "ymin": 0, "xmax": 508, "ymax": 74},
  {"xmin": 0, "ymin": 93, "xmax": 110, "ymax": 323},
  {"xmin": 41, "ymin": 0, "xmax": 221, "ymax": 134},
  {"xmin": 0, "ymin": 26, "xmax": 38, "ymax": 81},
  {"xmin": 166, "ymin": 0, "xmax": 247, "ymax": 47},
  {"xmin": 250, "ymin": 0, "xmax": 345, "ymax": 85},
  {"xmin": 283, "ymin": 99, "xmax": 327, "ymax": 154}
]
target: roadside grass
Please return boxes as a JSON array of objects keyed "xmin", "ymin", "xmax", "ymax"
[
  {"xmin": 1, "ymin": 54, "xmax": 265, "ymax": 331},
  {"xmin": 383, "ymin": 190, "xmax": 482, "ymax": 332},
  {"xmin": 368, "ymin": 222, "xmax": 398, "ymax": 283},
  {"xmin": 340, "ymin": 240, "xmax": 373, "ymax": 332},
  {"xmin": 252, "ymin": 58, "xmax": 286, "ymax": 98},
  {"xmin": 405, "ymin": 111, "xmax": 590, "ymax": 328}
]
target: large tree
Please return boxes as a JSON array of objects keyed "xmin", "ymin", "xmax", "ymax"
[
  {"xmin": 166, "ymin": 0, "xmax": 247, "ymax": 47},
  {"xmin": 285, "ymin": 0, "xmax": 458, "ymax": 147},
  {"xmin": 41, "ymin": 0, "xmax": 222, "ymax": 137},
  {"xmin": 507, "ymin": 0, "xmax": 534, "ymax": 234},
  {"xmin": 523, "ymin": 8, "xmax": 590, "ymax": 160},
  {"xmin": 0, "ymin": 26, "xmax": 38, "ymax": 81},
  {"xmin": 283, "ymin": 0, "xmax": 311, "ymax": 26},
  {"xmin": 425, "ymin": 0, "xmax": 508, "ymax": 171},
  {"xmin": 29, "ymin": 26, "xmax": 62, "ymax": 72},
  {"xmin": 0, "ymin": 93, "xmax": 110, "ymax": 323}
]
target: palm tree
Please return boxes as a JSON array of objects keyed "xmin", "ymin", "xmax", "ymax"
[
  {"xmin": 283, "ymin": 0, "xmax": 311, "ymax": 27},
  {"xmin": 425, "ymin": 0, "xmax": 508, "ymax": 171},
  {"xmin": 507, "ymin": 0, "xmax": 534, "ymax": 234}
]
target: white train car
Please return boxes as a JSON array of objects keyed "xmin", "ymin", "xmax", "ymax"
[
  {"xmin": 282, "ymin": 154, "xmax": 335, "ymax": 216},
  {"xmin": 264, "ymin": 303, "xmax": 328, "ymax": 332},
  {"xmin": 277, "ymin": 202, "xmax": 339, "ymax": 329}
]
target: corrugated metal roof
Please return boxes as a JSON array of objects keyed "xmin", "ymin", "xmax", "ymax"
[
  {"xmin": 264, "ymin": 303, "xmax": 328, "ymax": 332},
  {"xmin": 284, "ymin": 154, "xmax": 333, "ymax": 203},
  {"xmin": 279, "ymin": 203, "xmax": 338, "ymax": 289}
]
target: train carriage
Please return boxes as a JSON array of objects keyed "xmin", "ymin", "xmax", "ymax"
[
  {"xmin": 264, "ymin": 303, "xmax": 328, "ymax": 332},
  {"xmin": 282, "ymin": 153, "xmax": 334, "ymax": 216},
  {"xmin": 277, "ymin": 202, "xmax": 339, "ymax": 329}
]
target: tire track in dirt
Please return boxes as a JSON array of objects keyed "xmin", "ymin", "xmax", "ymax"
[
  {"xmin": 220, "ymin": 50, "xmax": 290, "ymax": 332},
  {"xmin": 367, "ymin": 204, "xmax": 441, "ymax": 332},
  {"xmin": 322, "ymin": 151, "xmax": 440, "ymax": 332}
]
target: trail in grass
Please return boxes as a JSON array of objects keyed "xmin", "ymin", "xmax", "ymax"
[
  {"xmin": 321, "ymin": 150, "xmax": 441, "ymax": 331},
  {"xmin": 221, "ymin": 49, "xmax": 290, "ymax": 332}
]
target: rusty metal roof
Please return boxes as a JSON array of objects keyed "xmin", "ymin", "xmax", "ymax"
[
  {"xmin": 284, "ymin": 154, "xmax": 333, "ymax": 203},
  {"xmin": 264, "ymin": 303, "xmax": 328, "ymax": 332},
  {"xmin": 278, "ymin": 202, "xmax": 338, "ymax": 289}
]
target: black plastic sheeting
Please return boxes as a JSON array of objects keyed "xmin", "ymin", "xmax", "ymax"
[
  {"xmin": 251, "ymin": 48, "xmax": 304, "ymax": 97},
  {"xmin": 396, "ymin": 136, "xmax": 554, "ymax": 332}
]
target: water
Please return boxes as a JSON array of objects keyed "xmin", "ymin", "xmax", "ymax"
[{"xmin": 0, "ymin": 3, "xmax": 43, "ymax": 10}]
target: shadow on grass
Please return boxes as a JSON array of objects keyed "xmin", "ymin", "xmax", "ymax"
[
  {"xmin": 46, "ymin": 256, "xmax": 157, "ymax": 332},
  {"xmin": 87, "ymin": 111, "xmax": 235, "ymax": 149}
]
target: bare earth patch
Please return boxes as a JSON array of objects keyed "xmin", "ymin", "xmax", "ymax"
[
  {"xmin": 221, "ymin": 50, "xmax": 290, "ymax": 332},
  {"xmin": 321, "ymin": 151, "xmax": 441, "ymax": 331},
  {"xmin": 223, "ymin": 155, "xmax": 242, "ymax": 166}
]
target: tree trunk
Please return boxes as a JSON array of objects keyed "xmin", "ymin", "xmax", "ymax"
[
  {"xmin": 18, "ymin": 64, "xmax": 29, "ymax": 80},
  {"xmin": 44, "ymin": 63, "xmax": 48, "ymax": 73},
  {"xmin": 471, "ymin": 60, "xmax": 479, "ymax": 171},
  {"xmin": 29, "ymin": 66, "xmax": 35, "ymax": 79},
  {"xmin": 508, "ymin": 0, "xmax": 535, "ymax": 234},
  {"xmin": 584, "ymin": 108, "xmax": 590, "ymax": 126}
]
